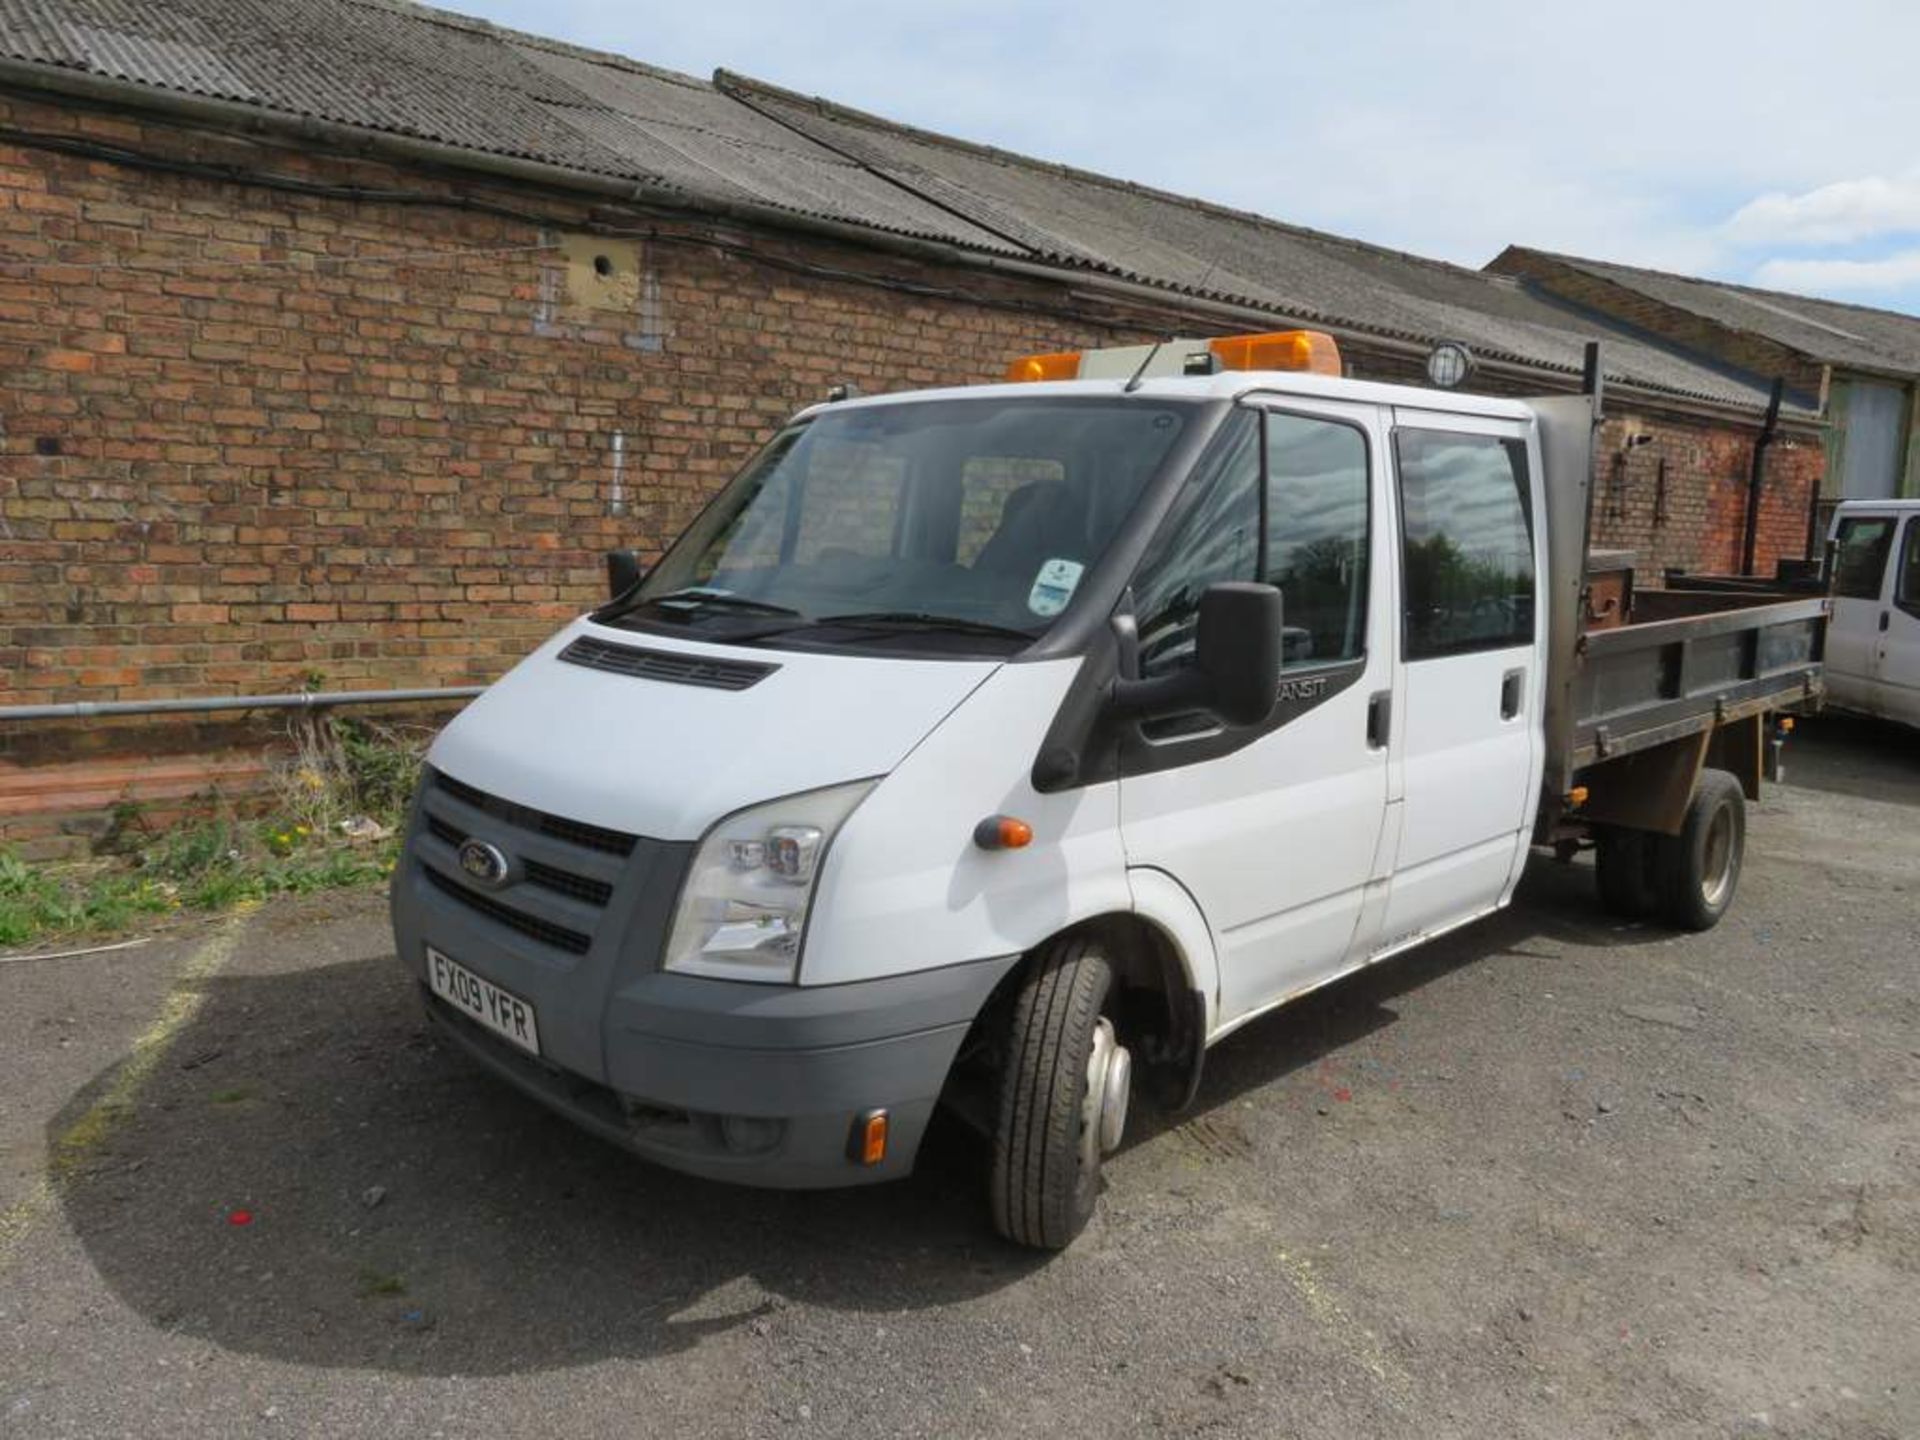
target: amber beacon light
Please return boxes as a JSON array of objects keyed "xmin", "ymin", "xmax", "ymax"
[
  {"xmin": 1004, "ymin": 330, "xmax": 1343, "ymax": 383},
  {"xmin": 1207, "ymin": 329, "xmax": 1343, "ymax": 376},
  {"xmin": 1003, "ymin": 350, "xmax": 1083, "ymax": 382}
]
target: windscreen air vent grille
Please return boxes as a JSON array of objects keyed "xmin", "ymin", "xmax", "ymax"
[{"xmin": 559, "ymin": 635, "xmax": 778, "ymax": 691}]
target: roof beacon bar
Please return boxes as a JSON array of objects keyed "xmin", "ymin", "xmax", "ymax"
[{"xmin": 1005, "ymin": 329, "xmax": 1343, "ymax": 383}]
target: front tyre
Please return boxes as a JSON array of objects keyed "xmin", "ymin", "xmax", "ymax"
[{"xmin": 989, "ymin": 937, "xmax": 1130, "ymax": 1250}]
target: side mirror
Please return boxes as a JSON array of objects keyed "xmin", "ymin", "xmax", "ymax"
[
  {"xmin": 1111, "ymin": 581, "xmax": 1283, "ymax": 728},
  {"xmin": 1193, "ymin": 581, "xmax": 1284, "ymax": 726},
  {"xmin": 605, "ymin": 548, "xmax": 644, "ymax": 600}
]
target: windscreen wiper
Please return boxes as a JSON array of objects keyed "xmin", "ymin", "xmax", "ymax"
[
  {"xmin": 645, "ymin": 588, "xmax": 804, "ymax": 618},
  {"xmin": 819, "ymin": 611, "xmax": 1037, "ymax": 642}
]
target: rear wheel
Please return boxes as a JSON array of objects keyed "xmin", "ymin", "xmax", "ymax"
[
  {"xmin": 1594, "ymin": 825, "xmax": 1661, "ymax": 919},
  {"xmin": 989, "ymin": 936, "xmax": 1131, "ymax": 1250},
  {"xmin": 1657, "ymin": 768, "xmax": 1746, "ymax": 932}
]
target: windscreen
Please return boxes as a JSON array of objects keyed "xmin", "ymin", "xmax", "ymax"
[{"xmin": 610, "ymin": 396, "xmax": 1193, "ymax": 648}]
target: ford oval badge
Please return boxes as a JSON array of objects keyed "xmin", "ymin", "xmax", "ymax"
[{"xmin": 457, "ymin": 838, "xmax": 511, "ymax": 888}]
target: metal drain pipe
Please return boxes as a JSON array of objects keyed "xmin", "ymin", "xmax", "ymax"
[
  {"xmin": 0, "ymin": 686, "xmax": 484, "ymax": 723},
  {"xmin": 1740, "ymin": 377, "xmax": 1786, "ymax": 576}
]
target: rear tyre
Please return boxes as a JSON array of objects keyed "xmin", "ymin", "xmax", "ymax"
[
  {"xmin": 1656, "ymin": 768, "xmax": 1746, "ymax": 932},
  {"xmin": 989, "ymin": 937, "xmax": 1128, "ymax": 1251},
  {"xmin": 1594, "ymin": 826, "xmax": 1661, "ymax": 919}
]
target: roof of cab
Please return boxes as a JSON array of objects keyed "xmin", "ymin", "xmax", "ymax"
[{"xmin": 797, "ymin": 372, "xmax": 1543, "ymax": 423}]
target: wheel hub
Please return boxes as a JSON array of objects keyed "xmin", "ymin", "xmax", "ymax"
[
  {"xmin": 1701, "ymin": 805, "xmax": 1736, "ymax": 909},
  {"xmin": 1083, "ymin": 1017, "xmax": 1132, "ymax": 1160}
]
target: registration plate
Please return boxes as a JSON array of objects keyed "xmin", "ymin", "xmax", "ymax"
[{"xmin": 427, "ymin": 946, "xmax": 541, "ymax": 1057}]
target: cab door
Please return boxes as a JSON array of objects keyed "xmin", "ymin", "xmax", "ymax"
[
  {"xmin": 1827, "ymin": 510, "xmax": 1899, "ymax": 713},
  {"xmin": 1877, "ymin": 516, "xmax": 1920, "ymax": 725},
  {"xmin": 1377, "ymin": 414, "xmax": 1545, "ymax": 946},
  {"xmin": 1118, "ymin": 400, "xmax": 1395, "ymax": 1026}
]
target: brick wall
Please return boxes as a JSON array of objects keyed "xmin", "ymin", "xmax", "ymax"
[
  {"xmin": 0, "ymin": 89, "xmax": 1825, "ymax": 851},
  {"xmin": 1588, "ymin": 415, "xmax": 1822, "ymax": 579}
]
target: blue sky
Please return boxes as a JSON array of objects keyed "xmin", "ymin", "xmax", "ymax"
[{"xmin": 454, "ymin": 0, "xmax": 1920, "ymax": 316}]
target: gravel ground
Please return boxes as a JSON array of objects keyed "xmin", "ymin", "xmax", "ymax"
[{"xmin": 2, "ymin": 714, "xmax": 1916, "ymax": 1440}]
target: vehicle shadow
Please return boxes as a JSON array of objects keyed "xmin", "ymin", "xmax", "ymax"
[
  {"xmin": 47, "ymin": 852, "xmax": 1650, "ymax": 1378},
  {"xmin": 48, "ymin": 950, "xmax": 1047, "ymax": 1378},
  {"xmin": 1127, "ymin": 854, "xmax": 1663, "ymax": 1140}
]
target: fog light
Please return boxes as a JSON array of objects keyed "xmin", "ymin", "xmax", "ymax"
[{"xmin": 719, "ymin": 1114, "xmax": 786, "ymax": 1156}]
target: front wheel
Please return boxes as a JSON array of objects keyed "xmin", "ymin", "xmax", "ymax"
[
  {"xmin": 989, "ymin": 937, "xmax": 1131, "ymax": 1250},
  {"xmin": 1657, "ymin": 768, "xmax": 1746, "ymax": 932}
]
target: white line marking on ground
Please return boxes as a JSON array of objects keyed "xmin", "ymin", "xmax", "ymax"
[{"xmin": 0, "ymin": 906, "xmax": 256, "ymax": 1272}]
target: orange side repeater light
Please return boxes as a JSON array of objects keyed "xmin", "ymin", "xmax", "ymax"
[
  {"xmin": 1004, "ymin": 350, "xmax": 1082, "ymax": 383},
  {"xmin": 973, "ymin": 814, "xmax": 1034, "ymax": 850},
  {"xmin": 1208, "ymin": 330, "xmax": 1343, "ymax": 376},
  {"xmin": 856, "ymin": 1109, "xmax": 889, "ymax": 1166}
]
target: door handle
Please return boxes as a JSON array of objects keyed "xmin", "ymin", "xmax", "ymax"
[
  {"xmin": 1501, "ymin": 668, "xmax": 1525, "ymax": 720},
  {"xmin": 1366, "ymin": 690, "xmax": 1392, "ymax": 749},
  {"xmin": 1882, "ymin": 610, "xmax": 1893, "ymax": 632}
]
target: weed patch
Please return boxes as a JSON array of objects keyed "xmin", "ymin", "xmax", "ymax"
[{"xmin": 0, "ymin": 716, "xmax": 429, "ymax": 949}]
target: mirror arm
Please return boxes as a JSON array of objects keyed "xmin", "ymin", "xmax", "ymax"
[
  {"xmin": 1110, "ymin": 603, "xmax": 1141, "ymax": 680},
  {"xmin": 1109, "ymin": 668, "xmax": 1209, "ymax": 720}
]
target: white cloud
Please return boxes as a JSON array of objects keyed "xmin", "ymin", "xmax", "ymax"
[
  {"xmin": 1727, "ymin": 173, "xmax": 1920, "ymax": 247},
  {"xmin": 1752, "ymin": 250, "xmax": 1920, "ymax": 295}
]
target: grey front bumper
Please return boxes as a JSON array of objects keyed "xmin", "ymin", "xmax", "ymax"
[
  {"xmin": 391, "ymin": 777, "xmax": 1017, "ymax": 1188},
  {"xmin": 413, "ymin": 956, "xmax": 1018, "ymax": 1188}
]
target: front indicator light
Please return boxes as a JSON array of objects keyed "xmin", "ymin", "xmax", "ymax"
[{"xmin": 852, "ymin": 1109, "xmax": 889, "ymax": 1166}]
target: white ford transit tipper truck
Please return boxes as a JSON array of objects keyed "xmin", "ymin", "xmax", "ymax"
[
  {"xmin": 391, "ymin": 331, "xmax": 1826, "ymax": 1248},
  {"xmin": 1825, "ymin": 498, "xmax": 1920, "ymax": 728}
]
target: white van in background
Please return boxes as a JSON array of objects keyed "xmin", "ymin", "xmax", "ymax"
[{"xmin": 1826, "ymin": 499, "xmax": 1920, "ymax": 728}]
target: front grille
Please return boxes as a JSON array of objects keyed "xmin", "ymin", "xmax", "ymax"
[
  {"xmin": 425, "ymin": 808, "xmax": 614, "ymax": 908},
  {"xmin": 524, "ymin": 858, "xmax": 614, "ymax": 907},
  {"xmin": 424, "ymin": 865, "xmax": 592, "ymax": 955},
  {"xmin": 432, "ymin": 771, "xmax": 635, "ymax": 857},
  {"xmin": 559, "ymin": 635, "xmax": 777, "ymax": 692}
]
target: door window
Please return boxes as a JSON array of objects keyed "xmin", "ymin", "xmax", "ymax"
[
  {"xmin": 1897, "ymin": 520, "xmax": 1920, "ymax": 616},
  {"xmin": 1395, "ymin": 431, "xmax": 1535, "ymax": 658},
  {"xmin": 1131, "ymin": 410, "xmax": 1373, "ymax": 678},
  {"xmin": 1832, "ymin": 515, "xmax": 1897, "ymax": 600},
  {"xmin": 1265, "ymin": 414, "xmax": 1370, "ymax": 667},
  {"xmin": 1132, "ymin": 415, "xmax": 1262, "ymax": 677}
]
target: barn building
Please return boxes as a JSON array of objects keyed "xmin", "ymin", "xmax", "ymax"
[{"xmin": 0, "ymin": 0, "xmax": 1825, "ymax": 850}]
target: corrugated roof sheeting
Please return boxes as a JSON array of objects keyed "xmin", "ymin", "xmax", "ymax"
[
  {"xmin": 724, "ymin": 76, "xmax": 1795, "ymax": 413},
  {"xmin": 0, "ymin": 0, "xmax": 1008, "ymax": 246},
  {"xmin": 0, "ymin": 0, "xmax": 1803, "ymax": 414},
  {"xmin": 1535, "ymin": 253, "xmax": 1920, "ymax": 377}
]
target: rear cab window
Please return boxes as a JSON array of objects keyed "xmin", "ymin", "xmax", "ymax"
[{"xmin": 1394, "ymin": 429, "xmax": 1536, "ymax": 658}]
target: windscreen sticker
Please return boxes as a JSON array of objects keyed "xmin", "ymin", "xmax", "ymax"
[{"xmin": 1027, "ymin": 558, "xmax": 1085, "ymax": 617}]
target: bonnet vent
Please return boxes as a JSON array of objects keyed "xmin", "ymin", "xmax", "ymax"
[{"xmin": 558, "ymin": 636, "xmax": 778, "ymax": 691}]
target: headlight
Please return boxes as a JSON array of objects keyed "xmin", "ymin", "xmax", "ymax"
[{"xmin": 663, "ymin": 779, "xmax": 875, "ymax": 983}]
